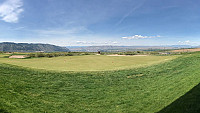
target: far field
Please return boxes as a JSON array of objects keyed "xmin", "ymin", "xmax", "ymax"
[{"xmin": 0, "ymin": 55, "xmax": 177, "ymax": 71}]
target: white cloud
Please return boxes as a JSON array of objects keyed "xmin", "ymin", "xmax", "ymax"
[
  {"xmin": 178, "ymin": 40, "xmax": 190, "ymax": 44},
  {"xmin": 76, "ymin": 41, "xmax": 119, "ymax": 45},
  {"xmin": 35, "ymin": 26, "xmax": 90, "ymax": 36},
  {"xmin": 177, "ymin": 40, "xmax": 198, "ymax": 46},
  {"xmin": 122, "ymin": 35, "xmax": 160, "ymax": 39},
  {"xmin": 76, "ymin": 41, "xmax": 99, "ymax": 45},
  {"xmin": 0, "ymin": 0, "xmax": 23, "ymax": 23},
  {"xmin": 185, "ymin": 40, "xmax": 190, "ymax": 43},
  {"xmin": 112, "ymin": 41, "xmax": 118, "ymax": 44},
  {"xmin": 76, "ymin": 41, "xmax": 88, "ymax": 44}
]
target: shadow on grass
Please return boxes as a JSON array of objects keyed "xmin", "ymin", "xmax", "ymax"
[
  {"xmin": 158, "ymin": 83, "xmax": 200, "ymax": 113},
  {"xmin": 0, "ymin": 109, "xmax": 10, "ymax": 113}
]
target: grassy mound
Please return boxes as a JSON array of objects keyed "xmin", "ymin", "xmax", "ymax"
[{"xmin": 1, "ymin": 53, "xmax": 200, "ymax": 112}]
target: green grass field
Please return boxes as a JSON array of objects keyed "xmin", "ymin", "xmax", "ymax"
[
  {"xmin": 0, "ymin": 54, "xmax": 10, "ymax": 58},
  {"xmin": 0, "ymin": 55, "xmax": 177, "ymax": 71},
  {"xmin": 1, "ymin": 53, "xmax": 200, "ymax": 112}
]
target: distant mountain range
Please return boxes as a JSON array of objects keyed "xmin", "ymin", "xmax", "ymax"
[
  {"xmin": 167, "ymin": 45, "xmax": 194, "ymax": 48},
  {"xmin": 0, "ymin": 42, "xmax": 70, "ymax": 52},
  {"xmin": 0, "ymin": 42, "xmax": 195, "ymax": 53},
  {"xmin": 67, "ymin": 45, "xmax": 196, "ymax": 52}
]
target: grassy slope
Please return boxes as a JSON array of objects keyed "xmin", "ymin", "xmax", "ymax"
[
  {"xmin": 0, "ymin": 55, "xmax": 176, "ymax": 71},
  {"xmin": 0, "ymin": 54, "xmax": 200, "ymax": 112},
  {"xmin": 158, "ymin": 82, "xmax": 200, "ymax": 113}
]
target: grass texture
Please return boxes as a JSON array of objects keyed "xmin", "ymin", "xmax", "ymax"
[
  {"xmin": 0, "ymin": 55, "xmax": 176, "ymax": 71},
  {"xmin": 0, "ymin": 54, "xmax": 200, "ymax": 112}
]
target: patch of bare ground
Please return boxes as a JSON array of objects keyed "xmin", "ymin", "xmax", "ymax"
[
  {"xmin": 172, "ymin": 48, "xmax": 200, "ymax": 52},
  {"xmin": 9, "ymin": 55, "xmax": 28, "ymax": 59},
  {"xmin": 127, "ymin": 74, "xmax": 144, "ymax": 78},
  {"xmin": 107, "ymin": 54, "xmax": 148, "ymax": 56}
]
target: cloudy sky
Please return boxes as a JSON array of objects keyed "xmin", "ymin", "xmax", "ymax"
[{"xmin": 0, "ymin": 0, "xmax": 200, "ymax": 46}]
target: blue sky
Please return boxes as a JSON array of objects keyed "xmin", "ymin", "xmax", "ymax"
[{"xmin": 0, "ymin": 0, "xmax": 200, "ymax": 46}]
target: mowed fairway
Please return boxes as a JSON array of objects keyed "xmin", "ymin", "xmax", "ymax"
[{"xmin": 0, "ymin": 55, "xmax": 177, "ymax": 71}]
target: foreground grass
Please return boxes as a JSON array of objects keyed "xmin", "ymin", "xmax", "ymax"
[
  {"xmin": 0, "ymin": 55, "xmax": 176, "ymax": 71},
  {"xmin": 0, "ymin": 53, "xmax": 200, "ymax": 112},
  {"xmin": 158, "ymin": 82, "xmax": 200, "ymax": 113}
]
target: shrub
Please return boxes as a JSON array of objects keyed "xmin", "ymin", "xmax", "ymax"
[
  {"xmin": 45, "ymin": 54, "xmax": 54, "ymax": 58},
  {"xmin": 36, "ymin": 53, "xmax": 45, "ymax": 57},
  {"xmin": 28, "ymin": 53, "xmax": 36, "ymax": 57},
  {"xmin": 66, "ymin": 53, "xmax": 73, "ymax": 56},
  {"xmin": 125, "ymin": 52, "xmax": 136, "ymax": 55}
]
